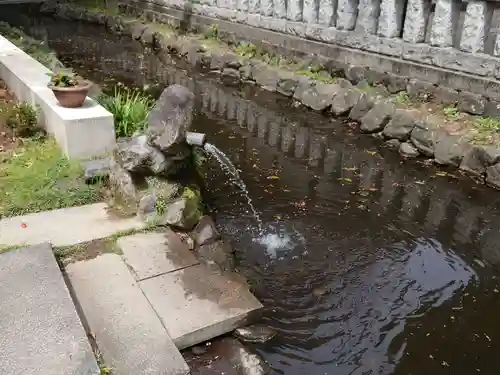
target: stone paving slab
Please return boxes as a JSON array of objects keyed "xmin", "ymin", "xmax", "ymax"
[
  {"xmin": 0, "ymin": 243, "xmax": 99, "ymax": 375},
  {"xmin": 66, "ymin": 253, "xmax": 190, "ymax": 375},
  {"xmin": 0, "ymin": 203, "xmax": 144, "ymax": 247},
  {"xmin": 140, "ymin": 264, "xmax": 263, "ymax": 349},
  {"xmin": 119, "ymin": 230, "xmax": 198, "ymax": 281}
]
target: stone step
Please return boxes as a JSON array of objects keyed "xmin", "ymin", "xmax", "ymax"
[
  {"xmin": 0, "ymin": 243, "xmax": 99, "ymax": 375},
  {"xmin": 0, "ymin": 203, "xmax": 144, "ymax": 248},
  {"xmin": 116, "ymin": 231, "xmax": 263, "ymax": 350},
  {"xmin": 66, "ymin": 253, "xmax": 190, "ymax": 375}
]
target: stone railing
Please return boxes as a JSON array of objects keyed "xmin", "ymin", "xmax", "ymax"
[{"xmin": 121, "ymin": 0, "xmax": 500, "ymax": 116}]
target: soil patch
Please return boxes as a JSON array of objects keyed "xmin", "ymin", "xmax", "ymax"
[{"xmin": 0, "ymin": 80, "xmax": 18, "ymax": 152}]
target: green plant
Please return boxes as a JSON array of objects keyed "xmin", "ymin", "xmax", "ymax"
[
  {"xmin": 235, "ymin": 42, "xmax": 258, "ymax": 58},
  {"xmin": 296, "ymin": 67, "xmax": 335, "ymax": 83},
  {"xmin": 475, "ymin": 116, "xmax": 500, "ymax": 132},
  {"xmin": 4, "ymin": 103, "xmax": 39, "ymax": 137},
  {"xmin": 98, "ymin": 87, "xmax": 154, "ymax": 137},
  {"xmin": 443, "ymin": 106, "xmax": 459, "ymax": 120},
  {"xmin": 47, "ymin": 71, "xmax": 80, "ymax": 88},
  {"xmin": 395, "ymin": 91, "xmax": 411, "ymax": 105},
  {"xmin": 208, "ymin": 24, "xmax": 218, "ymax": 40}
]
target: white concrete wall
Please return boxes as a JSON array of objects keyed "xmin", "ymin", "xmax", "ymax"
[{"xmin": 0, "ymin": 35, "xmax": 115, "ymax": 160}]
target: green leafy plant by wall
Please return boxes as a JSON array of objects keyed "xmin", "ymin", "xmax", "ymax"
[
  {"xmin": 98, "ymin": 87, "xmax": 154, "ymax": 138},
  {"xmin": 4, "ymin": 103, "xmax": 39, "ymax": 137}
]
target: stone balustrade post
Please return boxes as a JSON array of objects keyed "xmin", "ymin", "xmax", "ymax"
[
  {"xmin": 377, "ymin": 0, "xmax": 404, "ymax": 38},
  {"xmin": 238, "ymin": 0, "xmax": 249, "ymax": 12},
  {"xmin": 318, "ymin": 0, "xmax": 337, "ymax": 26},
  {"xmin": 261, "ymin": 0, "xmax": 274, "ymax": 16},
  {"xmin": 336, "ymin": 0, "xmax": 358, "ymax": 30},
  {"xmin": 274, "ymin": 0, "xmax": 287, "ymax": 18},
  {"xmin": 287, "ymin": 0, "xmax": 304, "ymax": 20},
  {"xmin": 402, "ymin": 0, "xmax": 430, "ymax": 43},
  {"xmin": 303, "ymin": 0, "xmax": 319, "ymax": 23},
  {"xmin": 355, "ymin": 0, "xmax": 381, "ymax": 34},
  {"xmin": 429, "ymin": 0, "xmax": 459, "ymax": 47},
  {"xmin": 249, "ymin": 0, "xmax": 261, "ymax": 13},
  {"xmin": 460, "ymin": 1, "xmax": 493, "ymax": 54}
]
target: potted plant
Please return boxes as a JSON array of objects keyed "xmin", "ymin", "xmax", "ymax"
[{"xmin": 47, "ymin": 71, "xmax": 92, "ymax": 108}]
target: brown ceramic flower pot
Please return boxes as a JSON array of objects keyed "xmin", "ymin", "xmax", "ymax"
[{"xmin": 49, "ymin": 80, "xmax": 92, "ymax": 108}]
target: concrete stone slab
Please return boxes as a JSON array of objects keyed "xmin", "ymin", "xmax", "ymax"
[
  {"xmin": 140, "ymin": 264, "xmax": 263, "ymax": 349},
  {"xmin": 0, "ymin": 203, "xmax": 144, "ymax": 247},
  {"xmin": 118, "ymin": 230, "xmax": 198, "ymax": 281},
  {"xmin": 66, "ymin": 253, "xmax": 190, "ymax": 375},
  {"xmin": 0, "ymin": 243, "xmax": 99, "ymax": 375}
]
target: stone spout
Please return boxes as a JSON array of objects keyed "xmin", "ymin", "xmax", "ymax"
[{"xmin": 186, "ymin": 132, "xmax": 206, "ymax": 147}]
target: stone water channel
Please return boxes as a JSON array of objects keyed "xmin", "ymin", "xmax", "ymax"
[{"xmin": 6, "ymin": 9, "xmax": 500, "ymax": 374}]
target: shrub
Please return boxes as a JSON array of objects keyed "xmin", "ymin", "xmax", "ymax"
[
  {"xmin": 98, "ymin": 87, "xmax": 154, "ymax": 138},
  {"xmin": 4, "ymin": 102, "xmax": 39, "ymax": 137}
]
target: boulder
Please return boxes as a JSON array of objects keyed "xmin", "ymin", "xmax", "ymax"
[
  {"xmin": 349, "ymin": 92, "xmax": 374, "ymax": 121},
  {"xmin": 458, "ymin": 91, "xmax": 486, "ymax": 115},
  {"xmin": 399, "ymin": 142, "xmax": 420, "ymax": 158},
  {"xmin": 384, "ymin": 73, "xmax": 407, "ymax": 94},
  {"xmin": 407, "ymin": 79, "xmax": 435, "ymax": 101},
  {"xmin": 131, "ymin": 22, "xmax": 147, "ymax": 40},
  {"xmin": 254, "ymin": 67, "xmax": 280, "ymax": 92},
  {"xmin": 165, "ymin": 187, "xmax": 202, "ymax": 230},
  {"xmin": 147, "ymin": 85, "xmax": 195, "ymax": 153},
  {"xmin": 138, "ymin": 176, "xmax": 183, "ymax": 221},
  {"xmin": 221, "ymin": 68, "xmax": 241, "ymax": 86},
  {"xmin": 486, "ymin": 162, "xmax": 500, "ymax": 189},
  {"xmin": 434, "ymin": 86, "xmax": 459, "ymax": 106},
  {"xmin": 276, "ymin": 73, "xmax": 299, "ymax": 97},
  {"xmin": 298, "ymin": 83, "xmax": 340, "ymax": 111},
  {"xmin": 234, "ymin": 325, "xmax": 276, "ymax": 343},
  {"xmin": 383, "ymin": 139, "xmax": 401, "ymax": 150},
  {"xmin": 210, "ymin": 52, "xmax": 242, "ymax": 70},
  {"xmin": 382, "ymin": 109, "xmax": 416, "ymax": 140},
  {"xmin": 114, "ymin": 135, "xmax": 169, "ymax": 174},
  {"xmin": 345, "ymin": 65, "xmax": 366, "ymax": 84},
  {"xmin": 292, "ymin": 76, "xmax": 315, "ymax": 102},
  {"xmin": 191, "ymin": 216, "xmax": 221, "ymax": 246},
  {"xmin": 459, "ymin": 145, "xmax": 491, "ymax": 177},
  {"xmin": 434, "ymin": 135, "xmax": 470, "ymax": 167},
  {"xmin": 360, "ymin": 102, "xmax": 395, "ymax": 133},
  {"xmin": 410, "ymin": 121, "xmax": 444, "ymax": 157},
  {"xmin": 108, "ymin": 160, "xmax": 142, "ymax": 215},
  {"xmin": 330, "ymin": 88, "xmax": 362, "ymax": 116}
]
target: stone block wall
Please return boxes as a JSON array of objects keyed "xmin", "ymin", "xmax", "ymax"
[{"xmin": 121, "ymin": 0, "xmax": 500, "ymax": 117}]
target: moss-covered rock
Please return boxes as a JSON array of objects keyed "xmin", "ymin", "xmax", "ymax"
[{"xmin": 164, "ymin": 186, "xmax": 202, "ymax": 230}]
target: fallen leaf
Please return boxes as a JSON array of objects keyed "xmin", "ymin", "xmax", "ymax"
[
  {"xmin": 435, "ymin": 171, "xmax": 448, "ymax": 177},
  {"xmin": 338, "ymin": 177, "xmax": 352, "ymax": 182},
  {"xmin": 366, "ymin": 150, "xmax": 377, "ymax": 155},
  {"xmin": 343, "ymin": 167, "xmax": 358, "ymax": 171},
  {"xmin": 20, "ymin": 223, "xmax": 27, "ymax": 229},
  {"xmin": 267, "ymin": 175, "xmax": 280, "ymax": 180}
]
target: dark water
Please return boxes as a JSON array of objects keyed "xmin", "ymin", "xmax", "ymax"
[{"xmin": 6, "ymin": 9, "xmax": 500, "ymax": 374}]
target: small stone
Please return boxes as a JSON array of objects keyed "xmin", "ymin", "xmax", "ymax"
[
  {"xmin": 299, "ymin": 83, "xmax": 341, "ymax": 111},
  {"xmin": 345, "ymin": 65, "xmax": 366, "ymax": 84},
  {"xmin": 434, "ymin": 135, "xmax": 470, "ymax": 167},
  {"xmin": 147, "ymin": 85, "xmax": 195, "ymax": 153},
  {"xmin": 399, "ymin": 142, "xmax": 420, "ymax": 158},
  {"xmin": 349, "ymin": 92, "xmax": 374, "ymax": 121},
  {"xmin": 382, "ymin": 109, "xmax": 416, "ymax": 140},
  {"xmin": 383, "ymin": 139, "xmax": 401, "ymax": 150},
  {"xmin": 458, "ymin": 91, "xmax": 486, "ymax": 115},
  {"xmin": 191, "ymin": 216, "xmax": 221, "ymax": 246},
  {"xmin": 336, "ymin": 78, "xmax": 353, "ymax": 89},
  {"xmin": 434, "ymin": 86, "xmax": 460, "ymax": 106},
  {"xmin": 407, "ymin": 79, "xmax": 435, "ymax": 101},
  {"xmin": 364, "ymin": 69, "xmax": 385, "ymax": 86},
  {"xmin": 191, "ymin": 346, "xmax": 207, "ymax": 356},
  {"xmin": 221, "ymin": 68, "xmax": 241, "ymax": 86},
  {"xmin": 360, "ymin": 102, "xmax": 395, "ymax": 133},
  {"xmin": 186, "ymin": 48, "xmax": 204, "ymax": 69},
  {"xmin": 83, "ymin": 158, "xmax": 110, "ymax": 181},
  {"xmin": 331, "ymin": 88, "xmax": 362, "ymax": 116},
  {"xmin": 234, "ymin": 325, "xmax": 276, "ymax": 343},
  {"xmin": 210, "ymin": 53, "xmax": 242, "ymax": 70},
  {"xmin": 384, "ymin": 73, "xmax": 408, "ymax": 94}
]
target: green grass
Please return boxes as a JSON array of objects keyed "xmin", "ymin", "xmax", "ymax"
[
  {"xmin": 296, "ymin": 67, "xmax": 335, "ymax": 83},
  {"xmin": 98, "ymin": 87, "xmax": 154, "ymax": 137},
  {"xmin": 443, "ymin": 106, "xmax": 459, "ymax": 120},
  {"xmin": 395, "ymin": 91, "xmax": 411, "ymax": 105},
  {"xmin": 0, "ymin": 138, "xmax": 103, "ymax": 218}
]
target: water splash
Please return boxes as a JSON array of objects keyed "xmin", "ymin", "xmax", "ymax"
[{"xmin": 204, "ymin": 142, "xmax": 264, "ymax": 231}]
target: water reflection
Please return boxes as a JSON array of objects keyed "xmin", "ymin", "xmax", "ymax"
[{"xmin": 7, "ymin": 15, "xmax": 500, "ymax": 374}]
